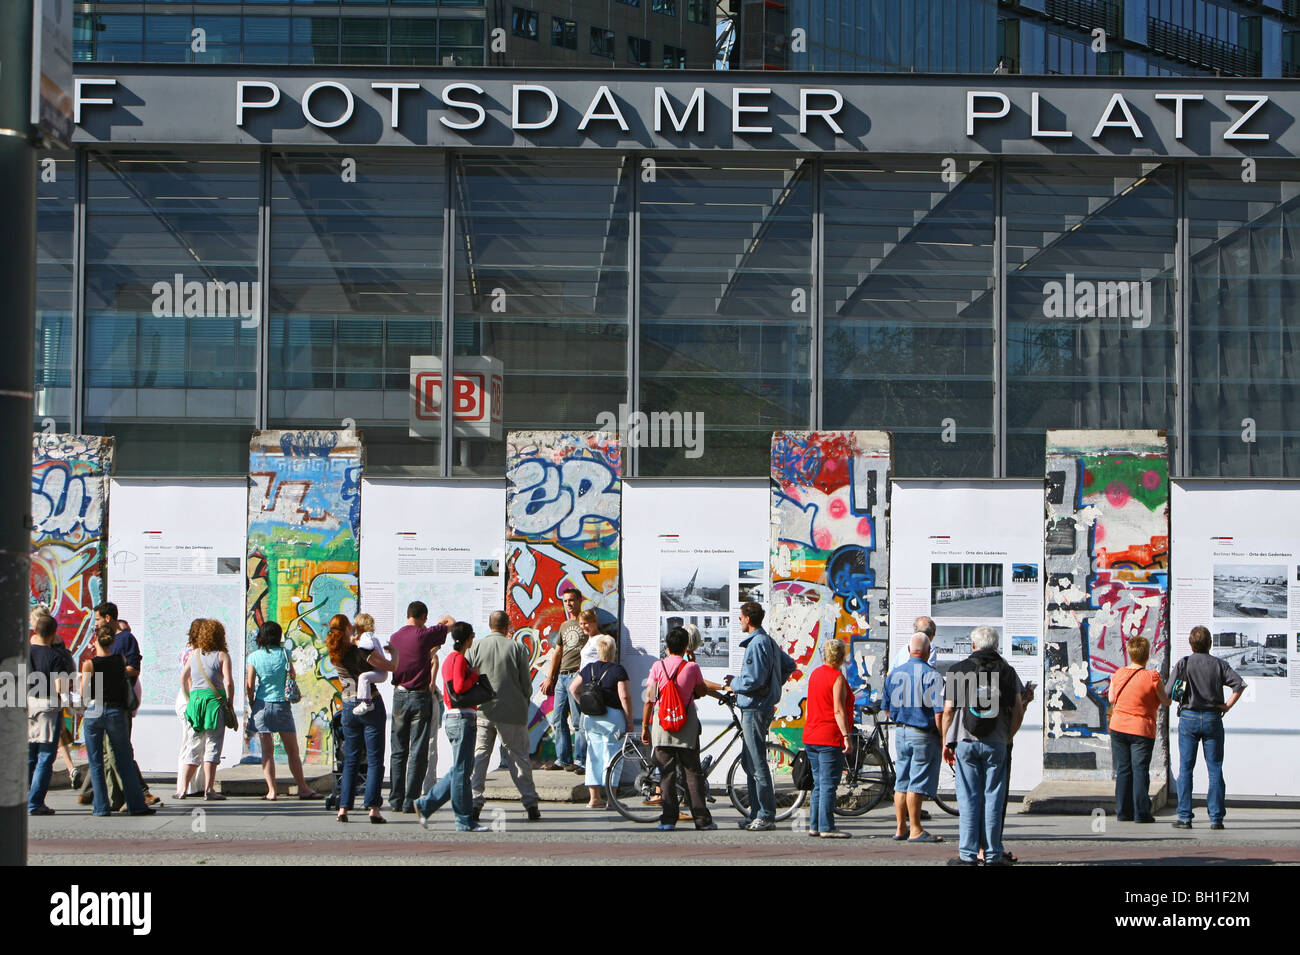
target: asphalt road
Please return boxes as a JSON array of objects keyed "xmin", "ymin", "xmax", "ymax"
[{"xmin": 932, "ymin": 594, "xmax": 1004, "ymax": 618}]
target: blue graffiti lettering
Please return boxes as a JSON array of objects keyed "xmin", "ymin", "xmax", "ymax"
[
  {"xmin": 772, "ymin": 433, "xmax": 823, "ymax": 487},
  {"xmin": 826, "ymin": 545, "xmax": 875, "ymax": 616},
  {"xmin": 507, "ymin": 456, "xmax": 620, "ymax": 543},
  {"xmin": 280, "ymin": 431, "xmax": 339, "ymax": 458}
]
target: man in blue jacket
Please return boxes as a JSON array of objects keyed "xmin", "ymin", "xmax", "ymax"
[{"xmin": 730, "ymin": 601, "xmax": 794, "ymax": 831}]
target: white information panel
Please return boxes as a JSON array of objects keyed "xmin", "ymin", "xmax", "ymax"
[
  {"xmin": 621, "ymin": 480, "xmax": 769, "ymax": 740},
  {"xmin": 890, "ymin": 480, "xmax": 1045, "ymax": 792},
  {"xmin": 358, "ymin": 480, "xmax": 504, "ymax": 641},
  {"xmin": 107, "ymin": 479, "xmax": 248, "ymax": 773},
  {"xmin": 1170, "ymin": 480, "xmax": 1300, "ymax": 797}
]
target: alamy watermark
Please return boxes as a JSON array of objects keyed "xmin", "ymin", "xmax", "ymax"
[
  {"xmin": 595, "ymin": 404, "xmax": 704, "ymax": 459},
  {"xmin": 1042, "ymin": 274, "xmax": 1152, "ymax": 329},
  {"xmin": 152, "ymin": 273, "xmax": 260, "ymax": 328}
]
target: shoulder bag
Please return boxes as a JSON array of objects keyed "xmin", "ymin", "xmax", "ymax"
[
  {"xmin": 1169, "ymin": 657, "xmax": 1189, "ymax": 705},
  {"xmin": 447, "ymin": 668, "xmax": 495, "ymax": 708},
  {"xmin": 197, "ymin": 653, "xmax": 239, "ymax": 730},
  {"xmin": 282, "ymin": 648, "xmax": 302, "ymax": 704}
]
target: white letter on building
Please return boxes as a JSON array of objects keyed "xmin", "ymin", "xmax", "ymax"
[
  {"xmin": 654, "ymin": 87, "xmax": 705, "ymax": 133},
  {"xmin": 234, "ymin": 80, "xmax": 280, "ymax": 127},
  {"xmin": 1223, "ymin": 94, "xmax": 1270, "ymax": 142},
  {"xmin": 302, "ymin": 81, "xmax": 355, "ymax": 129},
  {"xmin": 578, "ymin": 85, "xmax": 630, "ymax": 132},
  {"xmin": 966, "ymin": 91, "xmax": 1010, "ymax": 136},
  {"xmin": 799, "ymin": 89, "xmax": 844, "ymax": 135},
  {"xmin": 1091, "ymin": 92, "xmax": 1143, "ymax": 139},
  {"xmin": 75, "ymin": 78, "xmax": 117, "ymax": 125},
  {"xmin": 731, "ymin": 88, "xmax": 773, "ymax": 134},
  {"xmin": 1031, "ymin": 92, "xmax": 1072, "ymax": 138},
  {"xmin": 441, "ymin": 83, "xmax": 486, "ymax": 130},
  {"xmin": 512, "ymin": 85, "xmax": 559, "ymax": 130},
  {"xmin": 372, "ymin": 82, "xmax": 420, "ymax": 129},
  {"xmin": 1153, "ymin": 93, "xmax": 1203, "ymax": 140}
]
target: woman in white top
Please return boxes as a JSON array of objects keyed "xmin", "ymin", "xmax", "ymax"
[{"xmin": 173, "ymin": 619, "xmax": 205, "ymax": 798}]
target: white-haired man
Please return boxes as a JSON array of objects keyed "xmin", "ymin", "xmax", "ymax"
[
  {"xmin": 941, "ymin": 626, "xmax": 1026, "ymax": 866},
  {"xmin": 894, "ymin": 616, "xmax": 938, "ymax": 667},
  {"xmin": 883, "ymin": 631, "xmax": 944, "ymax": 842}
]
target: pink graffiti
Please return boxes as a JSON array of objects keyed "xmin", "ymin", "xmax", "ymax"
[
  {"xmin": 856, "ymin": 518, "xmax": 872, "ymax": 539},
  {"xmin": 1141, "ymin": 469, "xmax": 1161, "ymax": 490},
  {"xmin": 813, "ymin": 528, "xmax": 834, "ymax": 550},
  {"xmin": 1104, "ymin": 481, "xmax": 1131, "ymax": 507},
  {"xmin": 828, "ymin": 498, "xmax": 846, "ymax": 519}
]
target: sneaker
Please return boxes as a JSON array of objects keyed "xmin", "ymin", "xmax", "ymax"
[
  {"xmin": 745, "ymin": 819, "xmax": 776, "ymax": 832},
  {"xmin": 656, "ymin": 822, "xmax": 677, "ymax": 831},
  {"xmin": 1210, "ymin": 822, "xmax": 1225, "ymax": 830},
  {"xmin": 947, "ymin": 857, "xmax": 980, "ymax": 866},
  {"xmin": 29, "ymin": 806, "xmax": 56, "ymax": 816},
  {"xmin": 735, "ymin": 819, "xmax": 754, "ymax": 830},
  {"xmin": 819, "ymin": 829, "xmax": 851, "ymax": 839},
  {"xmin": 985, "ymin": 856, "xmax": 1014, "ymax": 866},
  {"xmin": 696, "ymin": 822, "xmax": 718, "ymax": 831},
  {"xmin": 353, "ymin": 700, "xmax": 373, "ymax": 716},
  {"xmin": 459, "ymin": 825, "xmax": 491, "ymax": 833},
  {"xmin": 417, "ymin": 802, "xmax": 433, "ymax": 829},
  {"xmin": 1172, "ymin": 820, "xmax": 1193, "ymax": 830},
  {"xmin": 526, "ymin": 806, "xmax": 542, "ymax": 822}
]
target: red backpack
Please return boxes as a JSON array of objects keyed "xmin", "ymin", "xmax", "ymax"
[{"xmin": 656, "ymin": 660, "xmax": 688, "ymax": 733}]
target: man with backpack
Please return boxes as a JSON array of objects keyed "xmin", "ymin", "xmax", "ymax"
[
  {"xmin": 941, "ymin": 626, "xmax": 1027, "ymax": 866},
  {"xmin": 730, "ymin": 601, "xmax": 796, "ymax": 831},
  {"xmin": 1168, "ymin": 625, "xmax": 1246, "ymax": 831}
]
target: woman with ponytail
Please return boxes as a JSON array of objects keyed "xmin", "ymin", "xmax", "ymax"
[{"xmin": 330, "ymin": 613, "xmax": 397, "ymax": 822}]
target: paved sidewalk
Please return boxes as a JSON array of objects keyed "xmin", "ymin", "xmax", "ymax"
[{"xmin": 26, "ymin": 787, "xmax": 1300, "ymax": 866}]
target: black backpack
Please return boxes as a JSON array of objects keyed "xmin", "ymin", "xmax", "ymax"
[{"xmin": 959, "ymin": 652, "xmax": 1013, "ymax": 739}]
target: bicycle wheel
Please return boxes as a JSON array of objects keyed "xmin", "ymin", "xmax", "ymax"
[
  {"xmin": 726, "ymin": 742, "xmax": 807, "ymax": 822},
  {"xmin": 931, "ymin": 758, "xmax": 960, "ymax": 816},
  {"xmin": 605, "ymin": 749, "xmax": 664, "ymax": 824},
  {"xmin": 833, "ymin": 743, "xmax": 891, "ymax": 816}
]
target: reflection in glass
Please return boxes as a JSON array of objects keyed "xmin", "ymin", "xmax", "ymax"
[
  {"xmin": 269, "ymin": 154, "xmax": 444, "ymax": 472},
  {"xmin": 1005, "ymin": 161, "xmax": 1177, "ymax": 477},
  {"xmin": 639, "ymin": 158, "xmax": 812, "ymax": 476},
  {"xmin": 823, "ymin": 160, "xmax": 995, "ymax": 476},
  {"xmin": 1187, "ymin": 162, "xmax": 1300, "ymax": 475},
  {"xmin": 83, "ymin": 154, "xmax": 260, "ymax": 474},
  {"xmin": 36, "ymin": 155, "xmax": 75, "ymax": 431},
  {"xmin": 451, "ymin": 155, "xmax": 629, "ymax": 474}
]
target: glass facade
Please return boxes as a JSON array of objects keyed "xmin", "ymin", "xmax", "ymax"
[{"xmin": 43, "ymin": 149, "xmax": 1300, "ymax": 480}]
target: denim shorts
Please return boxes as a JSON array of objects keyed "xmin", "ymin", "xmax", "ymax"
[
  {"xmin": 894, "ymin": 725, "xmax": 941, "ymax": 796},
  {"xmin": 250, "ymin": 699, "xmax": 296, "ymax": 735}
]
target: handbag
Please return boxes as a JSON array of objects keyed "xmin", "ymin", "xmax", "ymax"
[
  {"xmin": 195, "ymin": 652, "xmax": 239, "ymax": 730},
  {"xmin": 1169, "ymin": 658, "xmax": 1189, "ymax": 705},
  {"xmin": 123, "ymin": 677, "xmax": 140, "ymax": 714},
  {"xmin": 577, "ymin": 663, "xmax": 609, "ymax": 717},
  {"xmin": 447, "ymin": 672, "xmax": 495, "ymax": 709},
  {"xmin": 791, "ymin": 749, "xmax": 814, "ymax": 791},
  {"xmin": 282, "ymin": 648, "xmax": 302, "ymax": 704}
]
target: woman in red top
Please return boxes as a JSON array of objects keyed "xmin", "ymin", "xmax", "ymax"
[
  {"xmin": 415, "ymin": 622, "xmax": 489, "ymax": 832},
  {"xmin": 1108, "ymin": 635, "xmax": 1172, "ymax": 823},
  {"xmin": 802, "ymin": 638, "xmax": 854, "ymax": 838}
]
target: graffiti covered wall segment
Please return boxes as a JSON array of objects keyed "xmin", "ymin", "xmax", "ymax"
[
  {"xmin": 31, "ymin": 435, "xmax": 115, "ymax": 663},
  {"xmin": 1044, "ymin": 429, "xmax": 1169, "ymax": 778},
  {"xmin": 505, "ymin": 431, "xmax": 621, "ymax": 750},
  {"xmin": 247, "ymin": 430, "xmax": 363, "ymax": 765},
  {"xmin": 769, "ymin": 431, "xmax": 891, "ymax": 749}
]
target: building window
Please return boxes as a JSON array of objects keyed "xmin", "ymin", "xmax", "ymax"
[
  {"xmin": 35, "ymin": 155, "xmax": 75, "ymax": 432},
  {"xmin": 451, "ymin": 156, "xmax": 630, "ymax": 475},
  {"xmin": 590, "ymin": 27, "xmax": 615, "ymax": 58},
  {"xmin": 511, "ymin": 8, "xmax": 539, "ymax": 41},
  {"xmin": 627, "ymin": 35, "xmax": 651, "ymax": 66},
  {"xmin": 653, "ymin": 0, "xmax": 678, "ymax": 16},
  {"xmin": 687, "ymin": 0, "xmax": 710, "ymax": 25},
  {"xmin": 552, "ymin": 16, "xmax": 577, "ymax": 49},
  {"xmin": 268, "ymin": 154, "xmax": 445, "ymax": 472},
  {"xmin": 663, "ymin": 44, "xmax": 687, "ymax": 68}
]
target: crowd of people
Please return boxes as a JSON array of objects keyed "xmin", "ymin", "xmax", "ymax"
[{"xmin": 26, "ymin": 593, "xmax": 1249, "ymax": 863}]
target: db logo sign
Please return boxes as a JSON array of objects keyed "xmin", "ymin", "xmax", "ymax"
[{"xmin": 409, "ymin": 357, "xmax": 503, "ymax": 440}]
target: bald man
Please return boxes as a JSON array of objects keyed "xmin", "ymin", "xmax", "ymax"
[{"xmin": 883, "ymin": 632, "xmax": 944, "ymax": 842}]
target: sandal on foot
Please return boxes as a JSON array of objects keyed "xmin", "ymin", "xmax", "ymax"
[{"xmin": 908, "ymin": 831, "xmax": 944, "ymax": 843}]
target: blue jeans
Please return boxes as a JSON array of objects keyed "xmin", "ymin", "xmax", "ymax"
[
  {"xmin": 417, "ymin": 711, "xmax": 477, "ymax": 829},
  {"xmin": 28, "ymin": 741, "xmax": 58, "ymax": 812},
  {"xmin": 806, "ymin": 744, "xmax": 844, "ymax": 834},
  {"xmin": 551, "ymin": 672, "xmax": 586, "ymax": 767},
  {"xmin": 954, "ymin": 739, "xmax": 1009, "ymax": 863},
  {"xmin": 1177, "ymin": 710, "xmax": 1226, "ymax": 824},
  {"xmin": 739, "ymin": 704, "xmax": 776, "ymax": 822},
  {"xmin": 582, "ymin": 710, "xmax": 625, "ymax": 790},
  {"xmin": 389, "ymin": 687, "xmax": 433, "ymax": 811},
  {"xmin": 340, "ymin": 696, "xmax": 386, "ymax": 811},
  {"xmin": 1111, "ymin": 730, "xmax": 1155, "ymax": 820},
  {"xmin": 83, "ymin": 707, "xmax": 147, "ymax": 815}
]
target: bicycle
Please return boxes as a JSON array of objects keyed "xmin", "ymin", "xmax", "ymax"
[
  {"xmin": 605, "ymin": 695, "xmax": 807, "ymax": 824},
  {"xmin": 833, "ymin": 703, "xmax": 959, "ymax": 817}
]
